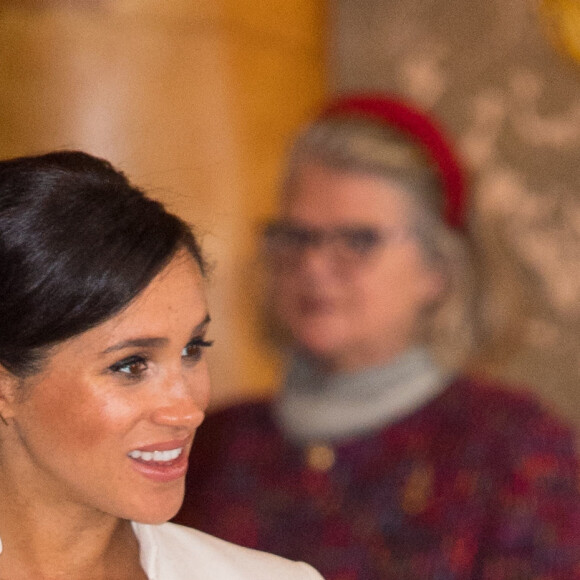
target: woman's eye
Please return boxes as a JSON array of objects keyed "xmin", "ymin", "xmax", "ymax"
[
  {"xmin": 343, "ymin": 228, "xmax": 382, "ymax": 255},
  {"xmin": 182, "ymin": 339, "xmax": 214, "ymax": 362},
  {"xmin": 109, "ymin": 356, "xmax": 148, "ymax": 378}
]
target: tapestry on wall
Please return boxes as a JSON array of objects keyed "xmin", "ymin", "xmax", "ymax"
[{"xmin": 332, "ymin": 0, "xmax": 580, "ymax": 427}]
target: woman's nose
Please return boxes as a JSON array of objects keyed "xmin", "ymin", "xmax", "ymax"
[
  {"xmin": 150, "ymin": 369, "xmax": 210, "ymax": 429},
  {"xmin": 299, "ymin": 242, "xmax": 339, "ymax": 278},
  {"xmin": 151, "ymin": 403, "xmax": 206, "ymax": 430}
]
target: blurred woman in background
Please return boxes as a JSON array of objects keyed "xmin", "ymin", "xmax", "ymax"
[
  {"xmin": 0, "ymin": 151, "xmax": 323, "ymax": 580},
  {"xmin": 176, "ymin": 95, "xmax": 580, "ymax": 579}
]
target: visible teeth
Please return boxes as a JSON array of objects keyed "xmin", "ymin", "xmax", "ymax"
[{"xmin": 128, "ymin": 448, "xmax": 182, "ymax": 462}]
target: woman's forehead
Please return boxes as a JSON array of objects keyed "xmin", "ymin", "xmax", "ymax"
[
  {"xmin": 282, "ymin": 164, "xmax": 414, "ymax": 226},
  {"xmin": 47, "ymin": 253, "xmax": 207, "ymax": 360}
]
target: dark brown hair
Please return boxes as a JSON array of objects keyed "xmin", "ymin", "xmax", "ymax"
[{"xmin": 0, "ymin": 150, "xmax": 205, "ymax": 376}]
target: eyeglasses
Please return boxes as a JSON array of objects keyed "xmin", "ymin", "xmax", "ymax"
[{"xmin": 262, "ymin": 220, "xmax": 408, "ymax": 269}]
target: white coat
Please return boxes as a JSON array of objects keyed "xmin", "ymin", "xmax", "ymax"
[{"xmin": 133, "ymin": 522, "xmax": 324, "ymax": 580}]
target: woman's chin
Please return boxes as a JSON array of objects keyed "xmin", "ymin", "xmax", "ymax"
[
  {"xmin": 124, "ymin": 489, "xmax": 185, "ymax": 525},
  {"xmin": 131, "ymin": 504, "xmax": 181, "ymax": 526},
  {"xmin": 294, "ymin": 335, "xmax": 347, "ymax": 368}
]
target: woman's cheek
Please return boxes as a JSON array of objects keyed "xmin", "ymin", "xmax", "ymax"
[{"xmin": 24, "ymin": 372, "xmax": 133, "ymax": 449}]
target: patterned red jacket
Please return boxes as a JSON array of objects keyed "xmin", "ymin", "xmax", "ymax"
[{"xmin": 175, "ymin": 377, "xmax": 580, "ymax": 580}]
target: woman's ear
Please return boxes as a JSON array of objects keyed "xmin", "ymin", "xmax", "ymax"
[
  {"xmin": 431, "ymin": 266, "xmax": 448, "ymax": 302},
  {"xmin": 0, "ymin": 364, "xmax": 18, "ymax": 421},
  {"xmin": 420, "ymin": 263, "xmax": 447, "ymax": 306}
]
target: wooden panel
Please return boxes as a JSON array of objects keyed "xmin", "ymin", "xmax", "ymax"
[
  {"xmin": 224, "ymin": 3, "xmax": 327, "ymax": 400},
  {"xmin": 0, "ymin": 0, "xmax": 327, "ymax": 407}
]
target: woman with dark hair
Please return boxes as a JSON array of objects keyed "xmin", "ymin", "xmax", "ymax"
[
  {"xmin": 0, "ymin": 151, "xmax": 323, "ymax": 580},
  {"xmin": 176, "ymin": 96, "xmax": 580, "ymax": 579}
]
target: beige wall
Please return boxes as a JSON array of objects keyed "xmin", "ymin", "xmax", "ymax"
[
  {"xmin": 331, "ymin": 0, "xmax": 580, "ymax": 429},
  {"xmin": 0, "ymin": 0, "xmax": 326, "ymax": 408}
]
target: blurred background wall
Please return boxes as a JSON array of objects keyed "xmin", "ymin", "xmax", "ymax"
[
  {"xmin": 330, "ymin": 0, "xmax": 580, "ymax": 428},
  {"xmin": 0, "ymin": 0, "xmax": 326, "ymax": 408},
  {"xmin": 1, "ymin": 0, "xmax": 579, "ymax": 428}
]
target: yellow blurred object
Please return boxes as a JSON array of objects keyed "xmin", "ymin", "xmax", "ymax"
[
  {"xmin": 305, "ymin": 443, "xmax": 336, "ymax": 472},
  {"xmin": 401, "ymin": 464, "xmax": 434, "ymax": 516},
  {"xmin": 540, "ymin": 0, "xmax": 580, "ymax": 63}
]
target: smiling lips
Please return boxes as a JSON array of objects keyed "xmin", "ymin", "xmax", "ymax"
[
  {"xmin": 128, "ymin": 441, "xmax": 190, "ymax": 482},
  {"xmin": 129, "ymin": 448, "xmax": 182, "ymax": 462}
]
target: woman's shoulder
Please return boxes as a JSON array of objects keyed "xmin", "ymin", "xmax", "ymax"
[
  {"xmin": 133, "ymin": 521, "xmax": 323, "ymax": 580},
  {"xmin": 450, "ymin": 374, "xmax": 563, "ymax": 414},
  {"xmin": 194, "ymin": 398, "xmax": 278, "ymax": 448},
  {"xmin": 441, "ymin": 374, "xmax": 575, "ymax": 444}
]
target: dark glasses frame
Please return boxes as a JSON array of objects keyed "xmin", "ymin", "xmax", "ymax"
[{"xmin": 261, "ymin": 220, "xmax": 408, "ymax": 267}]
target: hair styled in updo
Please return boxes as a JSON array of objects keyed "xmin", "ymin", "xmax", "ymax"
[{"xmin": 0, "ymin": 150, "xmax": 205, "ymax": 377}]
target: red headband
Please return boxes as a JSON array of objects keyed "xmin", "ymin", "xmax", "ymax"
[{"xmin": 322, "ymin": 94, "xmax": 466, "ymax": 229}]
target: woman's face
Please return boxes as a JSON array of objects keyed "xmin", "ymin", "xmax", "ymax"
[
  {"xmin": 271, "ymin": 163, "xmax": 444, "ymax": 373},
  {"xmin": 2, "ymin": 250, "xmax": 211, "ymax": 524}
]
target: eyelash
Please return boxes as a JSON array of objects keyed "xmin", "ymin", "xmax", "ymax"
[
  {"xmin": 181, "ymin": 338, "xmax": 214, "ymax": 363},
  {"xmin": 108, "ymin": 338, "xmax": 214, "ymax": 379}
]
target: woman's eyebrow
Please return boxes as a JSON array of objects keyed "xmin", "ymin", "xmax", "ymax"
[
  {"xmin": 188, "ymin": 313, "xmax": 212, "ymax": 339},
  {"xmin": 102, "ymin": 336, "xmax": 168, "ymax": 354},
  {"xmin": 102, "ymin": 313, "xmax": 211, "ymax": 355}
]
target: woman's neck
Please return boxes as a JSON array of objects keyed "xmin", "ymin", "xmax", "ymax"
[
  {"xmin": 0, "ymin": 469, "xmax": 144, "ymax": 580},
  {"xmin": 301, "ymin": 339, "xmax": 415, "ymax": 376}
]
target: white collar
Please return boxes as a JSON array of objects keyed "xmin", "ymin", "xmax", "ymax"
[
  {"xmin": 274, "ymin": 347, "xmax": 450, "ymax": 443},
  {"xmin": 132, "ymin": 521, "xmax": 158, "ymax": 579}
]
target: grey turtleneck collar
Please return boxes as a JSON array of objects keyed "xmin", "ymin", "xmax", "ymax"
[{"xmin": 273, "ymin": 347, "xmax": 451, "ymax": 443}]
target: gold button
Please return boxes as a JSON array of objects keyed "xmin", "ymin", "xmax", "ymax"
[
  {"xmin": 401, "ymin": 464, "xmax": 434, "ymax": 515},
  {"xmin": 305, "ymin": 443, "xmax": 335, "ymax": 472}
]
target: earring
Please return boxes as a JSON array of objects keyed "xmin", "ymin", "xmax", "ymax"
[{"xmin": 0, "ymin": 413, "xmax": 8, "ymax": 426}]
